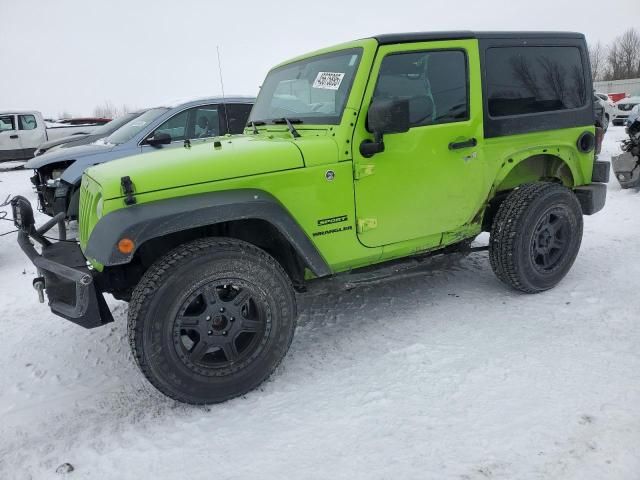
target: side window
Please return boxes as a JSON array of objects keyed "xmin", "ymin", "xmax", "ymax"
[
  {"xmin": 153, "ymin": 109, "xmax": 189, "ymax": 142},
  {"xmin": 190, "ymin": 106, "xmax": 219, "ymax": 139},
  {"xmin": 0, "ymin": 115, "xmax": 15, "ymax": 131},
  {"xmin": 373, "ymin": 50, "xmax": 468, "ymax": 127},
  {"xmin": 18, "ymin": 114, "xmax": 37, "ymax": 130},
  {"xmin": 486, "ymin": 46, "xmax": 587, "ymax": 117},
  {"xmin": 224, "ymin": 104, "xmax": 253, "ymax": 134}
]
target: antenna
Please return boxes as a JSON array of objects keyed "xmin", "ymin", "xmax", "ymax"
[{"xmin": 216, "ymin": 45, "xmax": 230, "ymax": 134}]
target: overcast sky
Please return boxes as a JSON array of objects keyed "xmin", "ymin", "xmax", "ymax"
[{"xmin": 1, "ymin": 0, "xmax": 638, "ymax": 117}]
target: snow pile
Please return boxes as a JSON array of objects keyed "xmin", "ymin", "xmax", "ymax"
[{"xmin": 0, "ymin": 128, "xmax": 639, "ymax": 479}]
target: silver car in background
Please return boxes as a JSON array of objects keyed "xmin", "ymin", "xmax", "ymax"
[{"xmin": 25, "ymin": 96, "xmax": 255, "ymax": 218}]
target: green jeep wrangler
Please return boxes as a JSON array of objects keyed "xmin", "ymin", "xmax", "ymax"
[{"xmin": 13, "ymin": 31, "xmax": 609, "ymax": 404}]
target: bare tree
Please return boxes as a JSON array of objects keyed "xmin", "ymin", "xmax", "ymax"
[
  {"xmin": 92, "ymin": 101, "xmax": 135, "ymax": 119},
  {"xmin": 604, "ymin": 28, "xmax": 640, "ymax": 80},
  {"xmin": 93, "ymin": 100, "xmax": 118, "ymax": 119},
  {"xmin": 588, "ymin": 41, "xmax": 605, "ymax": 81},
  {"xmin": 539, "ymin": 57, "xmax": 568, "ymax": 105},
  {"xmin": 618, "ymin": 28, "xmax": 640, "ymax": 78},
  {"xmin": 509, "ymin": 55, "xmax": 540, "ymax": 97}
]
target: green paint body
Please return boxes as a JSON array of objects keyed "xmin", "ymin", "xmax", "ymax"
[{"xmin": 80, "ymin": 38, "xmax": 594, "ymax": 274}]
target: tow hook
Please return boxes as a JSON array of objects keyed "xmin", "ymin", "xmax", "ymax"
[{"xmin": 33, "ymin": 277, "xmax": 45, "ymax": 303}]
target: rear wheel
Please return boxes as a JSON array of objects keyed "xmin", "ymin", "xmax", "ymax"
[
  {"xmin": 128, "ymin": 237, "xmax": 297, "ymax": 404},
  {"xmin": 489, "ymin": 182, "xmax": 583, "ymax": 293}
]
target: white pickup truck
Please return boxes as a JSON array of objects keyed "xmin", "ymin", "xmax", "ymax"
[{"xmin": 0, "ymin": 111, "xmax": 101, "ymax": 162}]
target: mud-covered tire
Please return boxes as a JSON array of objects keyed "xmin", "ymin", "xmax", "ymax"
[
  {"xmin": 128, "ymin": 237, "xmax": 297, "ymax": 404},
  {"xmin": 489, "ymin": 182, "xmax": 583, "ymax": 293}
]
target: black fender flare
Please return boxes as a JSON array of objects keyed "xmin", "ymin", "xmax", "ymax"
[{"xmin": 84, "ymin": 189, "xmax": 331, "ymax": 277}]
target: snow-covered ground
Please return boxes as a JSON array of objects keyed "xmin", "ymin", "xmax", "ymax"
[{"xmin": 0, "ymin": 127, "xmax": 639, "ymax": 480}]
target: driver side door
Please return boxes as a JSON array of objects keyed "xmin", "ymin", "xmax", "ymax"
[
  {"xmin": 140, "ymin": 105, "xmax": 223, "ymax": 153},
  {"xmin": 0, "ymin": 115, "xmax": 22, "ymax": 161},
  {"xmin": 352, "ymin": 39, "xmax": 486, "ymax": 248},
  {"xmin": 140, "ymin": 108, "xmax": 191, "ymax": 154}
]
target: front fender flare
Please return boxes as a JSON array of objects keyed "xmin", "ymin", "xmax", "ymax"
[{"xmin": 84, "ymin": 189, "xmax": 331, "ymax": 277}]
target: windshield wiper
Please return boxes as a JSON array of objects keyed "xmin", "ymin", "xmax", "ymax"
[
  {"xmin": 272, "ymin": 117, "xmax": 302, "ymax": 138},
  {"xmin": 247, "ymin": 121, "xmax": 261, "ymax": 134}
]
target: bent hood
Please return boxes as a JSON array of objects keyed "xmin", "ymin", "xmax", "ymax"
[
  {"xmin": 25, "ymin": 141, "xmax": 115, "ymax": 169},
  {"xmin": 36, "ymin": 133, "xmax": 90, "ymax": 152},
  {"xmin": 88, "ymin": 135, "xmax": 329, "ymax": 200}
]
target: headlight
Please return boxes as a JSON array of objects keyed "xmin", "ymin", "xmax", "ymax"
[{"xmin": 10, "ymin": 196, "xmax": 35, "ymax": 231}]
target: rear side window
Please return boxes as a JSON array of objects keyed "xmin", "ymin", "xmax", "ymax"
[
  {"xmin": 225, "ymin": 103, "xmax": 253, "ymax": 134},
  {"xmin": 486, "ymin": 46, "xmax": 587, "ymax": 117},
  {"xmin": 373, "ymin": 50, "xmax": 468, "ymax": 127},
  {"xmin": 18, "ymin": 114, "xmax": 38, "ymax": 130}
]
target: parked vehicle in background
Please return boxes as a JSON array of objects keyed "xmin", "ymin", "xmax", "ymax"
[
  {"xmin": 34, "ymin": 111, "xmax": 147, "ymax": 157},
  {"xmin": 612, "ymin": 117, "xmax": 640, "ymax": 188},
  {"xmin": 55, "ymin": 117, "xmax": 111, "ymax": 126},
  {"xmin": 594, "ymin": 94, "xmax": 609, "ymax": 131},
  {"xmin": 25, "ymin": 97, "xmax": 254, "ymax": 218},
  {"xmin": 626, "ymin": 104, "xmax": 639, "ymax": 127},
  {"xmin": 12, "ymin": 31, "xmax": 608, "ymax": 405},
  {"xmin": 607, "ymin": 92, "xmax": 627, "ymax": 103},
  {"xmin": 595, "ymin": 92, "xmax": 614, "ymax": 126},
  {"xmin": 612, "ymin": 96, "xmax": 640, "ymax": 126},
  {"xmin": 0, "ymin": 111, "xmax": 104, "ymax": 162}
]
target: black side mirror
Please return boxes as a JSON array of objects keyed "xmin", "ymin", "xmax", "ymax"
[
  {"xmin": 145, "ymin": 132, "xmax": 172, "ymax": 147},
  {"xmin": 360, "ymin": 99, "xmax": 410, "ymax": 157}
]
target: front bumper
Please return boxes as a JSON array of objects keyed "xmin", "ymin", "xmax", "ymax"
[{"xmin": 12, "ymin": 196, "xmax": 113, "ymax": 329}]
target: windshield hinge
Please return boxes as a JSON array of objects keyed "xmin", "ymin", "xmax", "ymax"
[
  {"xmin": 357, "ymin": 218, "xmax": 378, "ymax": 233},
  {"xmin": 354, "ymin": 164, "xmax": 375, "ymax": 180},
  {"xmin": 121, "ymin": 176, "xmax": 137, "ymax": 206}
]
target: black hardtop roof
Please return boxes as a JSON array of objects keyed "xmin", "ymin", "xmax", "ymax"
[{"xmin": 373, "ymin": 31, "xmax": 585, "ymax": 45}]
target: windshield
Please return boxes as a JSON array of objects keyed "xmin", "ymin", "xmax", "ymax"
[
  {"xmin": 91, "ymin": 111, "xmax": 144, "ymax": 136},
  {"xmin": 105, "ymin": 107, "xmax": 168, "ymax": 144},
  {"xmin": 249, "ymin": 48, "xmax": 362, "ymax": 125}
]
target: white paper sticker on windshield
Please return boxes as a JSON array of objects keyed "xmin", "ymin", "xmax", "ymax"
[{"xmin": 313, "ymin": 72, "xmax": 345, "ymax": 90}]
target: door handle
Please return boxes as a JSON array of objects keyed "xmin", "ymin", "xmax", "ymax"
[
  {"xmin": 10, "ymin": 134, "xmax": 19, "ymax": 139},
  {"xmin": 449, "ymin": 138, "xmax": 476, "ymax": 150}
]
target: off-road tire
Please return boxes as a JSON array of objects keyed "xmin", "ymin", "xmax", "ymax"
[
  {"xmin": 489, "ymin": 182, "xmax": 583, "ymax": 293},
  {"xmin": 128, "ymin": 237, "xmax": 297, "ymax": 404}
]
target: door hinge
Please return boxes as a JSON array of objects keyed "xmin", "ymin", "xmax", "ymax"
[
  {"xmin": 354, "ymin": 164, "xmax": 375, "ymax": 180},
  {"xmin": 357, "ymin": 218, "xmax": 378, "ymax": 233}
]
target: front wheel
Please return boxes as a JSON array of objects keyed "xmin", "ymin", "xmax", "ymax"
[
  {"xmin": 489, "ymin": 182, "xmax": 583, "ymax": 293},
  {"xmin": 128, "ymin": 238, "xmax": 297, "ymax": 404}
]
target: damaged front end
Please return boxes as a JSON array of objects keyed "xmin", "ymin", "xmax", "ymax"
[
  {"xmin": 612, "ymin": 151, "xmax": 640, "ymax": 189},
  {"xmin": 30, "ymin": 161, "xmax": 77, "ymax": 218},
  {"xmin": 11, "ymin": 195, "xmax": 113, "ymax": 329},
  {"xmin": 612, "ymin": 120, "xmax": 640, "ymax": 189}
]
